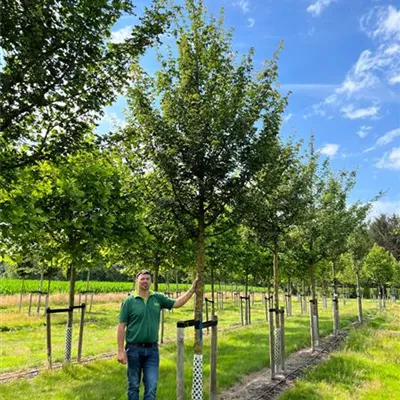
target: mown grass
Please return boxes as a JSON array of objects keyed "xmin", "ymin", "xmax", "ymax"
[
  {"xmin": 279, "ymin": 303, "xmax": 400, "ymax": 400},
  {"xmin": 0, "ymin": 297, "xmax": 381, "ymax": 399},
  {"xmin": 0, "ymin": 295, "xmax": 373, "ymax": 373}
]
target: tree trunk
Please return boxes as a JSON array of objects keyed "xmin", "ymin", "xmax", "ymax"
[
  {"xmin": 153, "ymin": 256, "xmax": 160, "ymax": 291},
  {"xmin": 211, "ymin": 265, "xmax": 215, "ymax": 315},
  {"xmin": 273, "ymin": 242, "xmax": 280, "ymax": 327},
  {"xmin": 192, "ymin": 207, "xmax": 205, "ymax": 399},
  {"xmin": 194, "ymin": 211, "xmax": 205, "ymax": 355},
  {"xmin": 310, "ymin": 262, "xmax": 316, "ymax": 301},
  {"xmin": 86, "ymin": 269, "xmax": 90, "ymax": 292},
  {"xmin": 332, "ymin": 260, "xmax": 337, "ymax": 297},
  {"xmin": 356, "ymin": 268, "xmax": 362, "ymax": 323},
  {"xmin": 19, "ymin": 278, "xmax": 25, "ymax": 311},
  {"xmin": 39, "ymin": 270, "xmax": 44, "ymax": 292}
]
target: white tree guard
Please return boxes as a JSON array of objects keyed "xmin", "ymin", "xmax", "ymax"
[
  {"xmin": 64, "ymin": 326, "xmax": 72, "ymax": 363},
  {"xmin": 274, "ymin": 327, "xmax": 282, "ymax": 372},
  {"xmin": 191, "ymin": 354, "xmax": 203, "ymax": 400}
]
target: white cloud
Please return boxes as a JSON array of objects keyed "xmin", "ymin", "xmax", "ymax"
[
  {"xmin": 341, "ymin": 104, "xmax": 380, "ymax": 119},
  {"xmin": 376, "ymin": 147, "xmax": 400, "ymax": 169},
  {"xmin": 357, "ymin": 125, "xmax": 372, "ymax": 138},
  {"xmin": 320, "ymin": 143, "xmax": 339, "ymax": 157},
  {"xmin": 308, "ymin": 5, "xmax": 400, "ymax": 120},
  {"xmin": 307, "ymin": 0, "xmax": 336, "ymax": 17},
  {"xmin": 235, "ymin": 1, "xmax": 250, "ymax": 14},
  {"xmin": 389, "ymin": 74, "xmax": 400, "ymax": 84},
  {"xmin": 368, "ymin": 199, "xmax": 400, "ymax": 219},
  {"xmin": 361, "ymin": 5, "xmax": 400, "ymax": 41},
  {"xmin": 365, "ymin": 127, "xmax": 400, "ymax": 152},
  {"xmin": 247, "ymin": 18, "xmax": 255, "ymax": 28},
  {"xmin": 376, "ymin": 127, "xmax": 400, "ymax": 146},
  {"xmin": 110, "ymin": 26, "xmax": 132, "ymax": 44}
]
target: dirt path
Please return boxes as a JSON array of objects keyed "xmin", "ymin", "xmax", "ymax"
[{"xmin": 219, "ymin": 325, "xmax": 356, "ymax": 400}]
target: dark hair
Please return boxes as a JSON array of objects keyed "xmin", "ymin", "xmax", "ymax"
[{"xmin": 136, "ymin": 269, "xmax": 152, "ymax": 279}]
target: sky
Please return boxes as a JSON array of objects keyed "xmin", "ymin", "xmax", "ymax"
[{"xmin": 97, "ymin": 0, "xmax": 400, "ymax": 219}]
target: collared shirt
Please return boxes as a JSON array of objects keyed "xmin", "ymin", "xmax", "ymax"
[{"xmin": 119, "ymin": 291, "xmax": 175, "ymax": 344}]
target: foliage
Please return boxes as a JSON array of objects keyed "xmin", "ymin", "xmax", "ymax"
[
  {"xmin": 0, "ymin": 0, "xmax": 171, "ymax": 172},
  {"xmin": 369, "ymin": 213, "xmax": 400, "ymax": 261},
  {"xmin": 123, "ymin": 0, "xmax": 287, "ymax": 353},
  {"xmin": 362, "ymin": 244, "xmax": 396, "ymax": 286}
]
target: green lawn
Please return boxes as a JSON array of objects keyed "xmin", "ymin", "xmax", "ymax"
[
  {"xmin": 279, "ymin": 302, "xmax": 400, "ymax": 400},
  {"xmin": 0, "ymin": 296, "xmax": 382, "ymax": 399}
]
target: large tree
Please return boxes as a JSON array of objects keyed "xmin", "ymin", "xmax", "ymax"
[
  {"xmin": 1, "ymin": 149, "xmax": 142, "ymax": 362},
  {"xmin": 369, "ymin": 214, "xmax": 400, "ymax": 261},
  {"xmin": 0, "ymin": 0, "xmax": 170, "ymax": 172},
  {"xmin": 242, "ymin": 139, "xmax": 309, "ymax": 325},
  {"xmin": 123, "ymin": 0, "xmax": 287, "ymax": 391}
]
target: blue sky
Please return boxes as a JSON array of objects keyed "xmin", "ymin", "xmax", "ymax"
[{"xmin": 97, "ymin": 0, "xmax": 400, "ymax": 218}]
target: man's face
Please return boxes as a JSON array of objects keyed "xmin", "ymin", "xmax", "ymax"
[{"xmin": 137, "ymin": 273, "xmax": 151, "ymax": 291}]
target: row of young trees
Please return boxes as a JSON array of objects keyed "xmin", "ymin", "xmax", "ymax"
[{"xmin": 1, "ymin": 0, "xmax": 399, "ymax": 388}]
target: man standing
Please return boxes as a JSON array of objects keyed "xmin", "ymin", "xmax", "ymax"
[{"xmin": 117, "ymin": 269, "xmax": 198, "ymax": 400}]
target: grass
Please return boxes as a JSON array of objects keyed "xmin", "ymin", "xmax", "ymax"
[
  {"xmin": 279, "ymin": 302, "xmax": 400, "ymax": 400},
  {"xmin": 0, "ymin": 295, "xmax": 383, "ymax": 399},
  {"xmin": 0, "ymin": 294, "xmax": 373, "ymax": 373}
]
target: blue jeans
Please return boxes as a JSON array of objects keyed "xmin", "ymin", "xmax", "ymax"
[{"xmin": 126, "ymin": 344, "xmax": 159, "ymax": 400}]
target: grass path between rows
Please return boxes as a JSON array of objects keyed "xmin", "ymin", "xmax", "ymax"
[
  {"xmin": 0, "ymin": 299, "xmax": 380, "ymax": 399},
  {"xmin": 279, "ymin": 303, "xmax": 400, "ymax": 400}
]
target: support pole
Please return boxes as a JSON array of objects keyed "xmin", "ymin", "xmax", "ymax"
[
  {"xmin": 210, "ymin": 316, "xmax": 218, "ymax": 400},
  {"xmin": 177, "ymin": 325, "xmax": 185, "ymax": 400},
  {"xmin": 77, "ymin": 303, "xmax": 86, "ymax": 362},
  {"xmin": 28, "ymin": 293, "xmax": 33, "ymax": 316},
  {"xmin": 46, "ymin": 308, "xmax": 52, "ymax": 369},
  {"xmin": 333, "ymin": 295, "xmax": 339, "ymax": 336}
]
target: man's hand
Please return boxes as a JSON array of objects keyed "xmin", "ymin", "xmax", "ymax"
[
  {"xmin": 190, "ymin": 275, "xmax": 199, "ymax": 293},
  {"xmin": 117, "ymin": 350, "xmax": 127, "ymax": 364}
]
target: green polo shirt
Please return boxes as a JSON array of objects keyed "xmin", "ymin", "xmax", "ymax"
[{"xmin": 119, "ymin": 291, "xmax": 175, "ymax": 344}]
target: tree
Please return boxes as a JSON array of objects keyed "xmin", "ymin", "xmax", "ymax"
[
  {"xmin": 1, "ymin": 149, "xmax": 142, "ymax": 362},
  {"xmin": 369, "ymin": 214, "xmax": 400, "ymax": 261},
  {"xmin": 243, "ymin": 139, "xmax": 308, "ymax": 324},
  {"xmin": 348, "ymin": 225, "xmax": 373, "ymax": 322},
  {"xmin": 363, "ymin": 244, "xmax": 396, "ymax": 309},
  {"xmin": 0, "ymin": 0, "xmax": 171, "ymax": 172},
  {"xmin": 123, "ymin": 0, "xmax": 287, "ymax": 387}
]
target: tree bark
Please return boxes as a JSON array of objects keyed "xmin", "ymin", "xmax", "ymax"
[
  {"xmin": 211, "ymin": 265, "xmax": 215, "ymax": 315},
  {"xmin": 332, "ymin": 260, "xmax": 337, "ymax": 297},
  {"xmin": 194, "ymin": 209, "xmax": 205, "ymax": 355},
  {"xmin": 356, "ymin": 268, "xmax": 362, "ymax": 323},
  {"xmin": 273, "ymin": 242, "xmax": 280, "ymax": 327},
  {"xmin": 153, "ymin": 255, "xmax": 160, "ymax": 291}
]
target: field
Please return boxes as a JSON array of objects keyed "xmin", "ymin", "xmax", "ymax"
[
  {"xmin": 280, "ymin": 303, "xmax": 400, "ymax": 400},
  {"xmin": 1, "ymin": 285, "xmax": 392, "ymax": 399},
  {"xmin": 0, "ymin": 278, "xmax": 257, "ymax": 295}
]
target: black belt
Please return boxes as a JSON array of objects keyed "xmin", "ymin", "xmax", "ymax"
[{"xmin": 128, "ymin": 342, "xmax": 158, "ymax": 348}]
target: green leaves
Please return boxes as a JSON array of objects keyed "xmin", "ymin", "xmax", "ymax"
[
  {"xmin": 0, "ymin": 0, "xmax": 171, "ymax": 171},
  {"xmin": 125, "ymin": 1, "xmax": 287, "ymax": 235},
  {"xmin": 363, "ymin": 244, "xmax": 396, "ymax": 285}
]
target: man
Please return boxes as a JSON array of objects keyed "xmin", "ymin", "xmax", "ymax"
[{"xmin": 117, "ymin": 269, "xmax": 198, "ymax": 400}]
